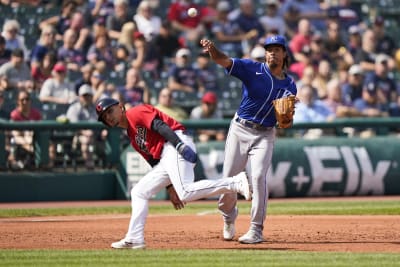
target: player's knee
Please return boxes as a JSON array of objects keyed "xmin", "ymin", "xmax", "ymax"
[
  {"xmin": 131, "ymin": 186, "xmax": 151, "ymax": 199},
  {"xmin": 176, "ymin": 190, "xmax": 188, "ymax": 202}
]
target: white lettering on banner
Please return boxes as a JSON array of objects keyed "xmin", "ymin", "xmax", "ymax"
[
  {"xmin": 305, "ymin": 146, "xmax": 343, "ymax": 196},
  {"xmin": 340, "ymin": 146, "xmax": 360, "ymax": 195},
  {"xmin": 292, "ymin": 167, "xmax": 310, "ymax": 191},
  {"xmin": 124, "ymin": 145, "xmax": 391, "ymax": 197},
  {"xmin": 353, "ymin": 147, "xmax": 389, "ymax": 195},
  {"xmin": 303, "ymin": 146, "xmax": 389, "ymax": 196},
  {"xmin": 267, "ymin": 162, "xmax": 291, "ymax": 197}
]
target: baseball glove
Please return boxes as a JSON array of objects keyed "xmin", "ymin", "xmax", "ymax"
[{"xmin": 272, "ymin": 95, "xmax": 296, "ymax": 129}]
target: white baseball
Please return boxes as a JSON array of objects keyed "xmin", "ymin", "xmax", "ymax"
[{"xmin": 187, "ymin": 7, "xmax": 198, "ymax": 17}]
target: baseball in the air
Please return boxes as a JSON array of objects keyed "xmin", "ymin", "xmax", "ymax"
[{"xmin": 187, "ymin": 7, "xmax": 198, "ymax": 17}]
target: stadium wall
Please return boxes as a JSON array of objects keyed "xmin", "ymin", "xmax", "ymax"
[{"xmin": 1, "ymin": 119, "xmax": 400, "ymax": 202}]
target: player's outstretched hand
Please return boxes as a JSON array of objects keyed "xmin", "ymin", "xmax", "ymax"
[
  {"xmin": 200, "ymin": 39, "xmax": 214, "ymax": 53},
  {"xmin": 167, "ymin": 185, "xmax": 185, "ymax": 210},
  {"xmin": 176, "ymin": 142, "xmax": 198, "ymax": 163}
]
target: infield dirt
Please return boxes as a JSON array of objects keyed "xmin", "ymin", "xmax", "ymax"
[{"xmin": 1, "ymin": 197, "xmax": 399, "ymax": 252}]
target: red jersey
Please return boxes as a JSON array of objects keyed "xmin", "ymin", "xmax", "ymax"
[
  {"xmin": 125, "ymin": 104, "xmax": 185, "ymax": 161},
  {"xmin": 10, "ymin": 108, "xmax": 42, "ymax": 121}
]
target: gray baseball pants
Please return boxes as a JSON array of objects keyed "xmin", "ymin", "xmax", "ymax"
[{"xmin": 218, "ymin": 119, "xmax": 275, "ymax": 234}]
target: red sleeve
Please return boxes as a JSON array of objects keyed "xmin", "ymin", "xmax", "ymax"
[{"xmin": 125, "ymin": 105, "xmax": 185, "ymax": 160}]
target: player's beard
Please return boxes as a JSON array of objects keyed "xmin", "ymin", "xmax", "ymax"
[
  {"xmin": 267, "ymin": 56, "xmax": 280, "ymax": 70},
  {"xmin": 269, "ymin": 62, "xmax": 278, "ymax": 69}
]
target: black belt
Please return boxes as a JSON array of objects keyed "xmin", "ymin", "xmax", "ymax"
[{"xmin": 235, "ymin": 117, "xmax": 272, "ymax": 131}]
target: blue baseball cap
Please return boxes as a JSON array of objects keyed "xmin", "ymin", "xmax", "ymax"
[{"xmin": 263, "ymin": 35, "xmax": 287, "ymax": 51}]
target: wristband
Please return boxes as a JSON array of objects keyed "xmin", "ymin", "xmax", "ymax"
[{"xmin": 175, "ymin": 142, "xmax": 184, "ymax": 151}]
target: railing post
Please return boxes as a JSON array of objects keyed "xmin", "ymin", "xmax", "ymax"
[
  {"xmin": 105, "ymin": 128, "xmax": 121, "ymax": 166},
  {"xmin": 0, "ymin": 131, "xmax": 6, "ymax": 169},
  {"xmin": 34, "ymin": 129, "xmax": 50, "ymax": 168}
]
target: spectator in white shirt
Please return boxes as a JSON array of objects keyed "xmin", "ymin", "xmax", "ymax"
[
  {"xmin": 39, "ymin": 62, "xmax": 77, "ymax": 106},
  {"xmin": 66, "ymin": 84, "xmax": 98, "ymax": 169},
  {"xmin": 133, "ymin": 0, "xmax": 161, "ymax": 42}
]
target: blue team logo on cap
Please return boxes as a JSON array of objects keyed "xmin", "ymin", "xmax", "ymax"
[{"xmin": 264, "ymin": 35, "xmax": 287, "ymax": 50}]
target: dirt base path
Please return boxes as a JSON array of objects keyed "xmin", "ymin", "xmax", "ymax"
[{"xmin": 1, "ymin": 198, "xmax": 400, "ymax": 252}]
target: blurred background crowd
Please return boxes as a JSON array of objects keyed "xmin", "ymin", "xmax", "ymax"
[{"xmin": 0, "ymin": 0, "xmax": 399, "ymax": 170}]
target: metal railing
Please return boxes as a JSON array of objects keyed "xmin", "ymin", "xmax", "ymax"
[
  {"xmin": 0, "ymin": 120, "xmax": 121, "ymax": 169},
  {"xmin": 1, "ymin": 117, "xmax": 400, "ymax": 169}
]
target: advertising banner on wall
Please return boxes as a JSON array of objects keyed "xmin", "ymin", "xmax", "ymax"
[{"xmin": 121, "ymin": 137, "xmax": 400, "ymax": 198}]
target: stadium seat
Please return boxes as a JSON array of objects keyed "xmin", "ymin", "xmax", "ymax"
[{"xmin": 41, "ymin": 103, "xmax": 69, "ymax": 120}]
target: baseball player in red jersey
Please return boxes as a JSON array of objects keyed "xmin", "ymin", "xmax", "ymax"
[
  {"xmin": 96, "ymin": 98, "xmax": 251, "ymax": 249},
  {"xmin": 200, "ymin": 35, "xmax": 297, "ymax": 244}
]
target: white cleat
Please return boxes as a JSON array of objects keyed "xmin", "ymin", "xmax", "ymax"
[
  {"xmin": 223, "ymin": 222, "xmax": 236, "ymax": 241},
  {"xmin": 111, "ymin": 239, "xmax": 146, "ymax": 249},
  {"xmin": 234, "ymin": 172, "xmax": 252, "ymax": 200},
  {"xmin": 238, "ymin": 230, "xmax": 264, "ymax": 244}
]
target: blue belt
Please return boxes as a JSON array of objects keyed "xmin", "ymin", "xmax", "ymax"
[{"xmin": 235, "ymin": 117, "xmax": 273, "ymax": 131}]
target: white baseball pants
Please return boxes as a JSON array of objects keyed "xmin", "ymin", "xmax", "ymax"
[{"xmin": 123, "ymin": 131, "xmax": 242, "ymax": 243}]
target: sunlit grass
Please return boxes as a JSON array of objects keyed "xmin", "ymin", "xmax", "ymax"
[
  {"xmin": 0, "ymin": 249, "xmax": 399, "ymax": 267},
  {"xmin": 0, "ymin": 199, "xmax": 399, "ymax": 218}
]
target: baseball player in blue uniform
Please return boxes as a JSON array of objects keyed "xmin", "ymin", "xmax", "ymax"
[{"xmin": 200, "ymin": 35, "xmax": 297, "ymax": 243}]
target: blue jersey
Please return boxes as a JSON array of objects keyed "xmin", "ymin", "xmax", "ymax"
[{"xmin": 228, "ymin": 58, "xmax": 297, "ymax": 127}]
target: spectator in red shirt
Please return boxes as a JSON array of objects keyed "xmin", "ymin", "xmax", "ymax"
[
  {"xmin": 9, "ymin": 90, "xmax": 42, "ymax": 170},
  {"xmin": 167, "ymin": 0, "xmax": 206, "ymax": 45},
  {"xmin": 10, "ymin": 91, "xmax": 41, "ymax": 121},
  {"xmin": 289, "ymin": 18, "xmax": 313, "ymax": 63}
]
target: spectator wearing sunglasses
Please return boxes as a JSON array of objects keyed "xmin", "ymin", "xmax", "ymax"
[{"xmin": 9, "ymin": 90, "xmax": 42, "ymax": 170}]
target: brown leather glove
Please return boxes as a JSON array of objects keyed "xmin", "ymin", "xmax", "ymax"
[{"xmin": 272, "ymin": 95, "xmax": 296, "ymax": 129}]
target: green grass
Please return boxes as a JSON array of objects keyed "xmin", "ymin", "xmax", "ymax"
[
  {"xmin": 0, "ymin": 206, "xmax": 131, "ymax": 218},
  {"xmin": 0, "ymin": 249, "xmax": 399, "ymax": 267},
  {"xmin": 0, "ymin": 199, "xmax": 399, "ymax": 218},
  {"xmin": 267, "ymin": 200, "xmax": 400, "ymax": 215}
]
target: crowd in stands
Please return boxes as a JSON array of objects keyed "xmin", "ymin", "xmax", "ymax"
[{"xmin": 0, "ymin": 0, "xmax": 400, "ymax": 170}]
